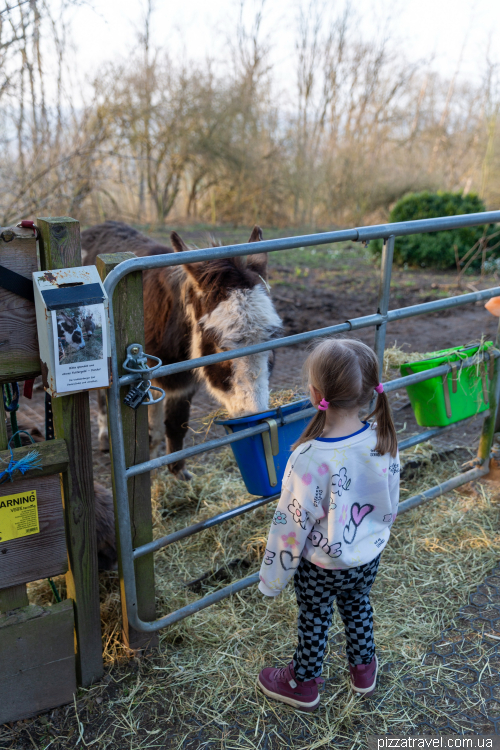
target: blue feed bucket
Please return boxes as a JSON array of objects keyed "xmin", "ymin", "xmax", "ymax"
[{"xmin": 215, "ymin": 399, "xmax": 313, "ymax": 497}]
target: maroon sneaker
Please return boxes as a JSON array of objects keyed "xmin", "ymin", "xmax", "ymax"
[
  {"xmin": 257, "ymin": 661, "xmax": 323, "ymax": 711},
  {"xmin": 349, "ymin": 655, "xmax": 378, "ymax": 697}
]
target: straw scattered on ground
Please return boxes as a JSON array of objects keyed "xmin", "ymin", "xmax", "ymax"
[{"xmin": 12, "ymin": 433, "xmax": 500, "ymax": 749}]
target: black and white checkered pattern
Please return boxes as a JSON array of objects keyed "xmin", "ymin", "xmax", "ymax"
[{"xmin": 293, "ymin": 554, "xmax": 381, "ymax": 681}]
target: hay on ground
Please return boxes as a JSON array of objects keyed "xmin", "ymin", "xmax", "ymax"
[{"xmin": 23, "ymin": 437, "xmax": 500, "ymax": 747}]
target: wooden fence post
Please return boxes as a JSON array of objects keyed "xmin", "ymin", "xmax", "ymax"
[
  {"xmin": 97, "ymin": 252, "xmax": 158, "ymax": 652},
  {"xmin": 37, "ymin": 216, "xmax": 103, "ymax": 686}
]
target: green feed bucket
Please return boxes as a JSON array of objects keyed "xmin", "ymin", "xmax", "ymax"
[{"xmin": 400, "ymin": 342, "xmax": 494, "ymax": 427}]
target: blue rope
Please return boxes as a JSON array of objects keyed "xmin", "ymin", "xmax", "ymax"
[
  {"xmin": 2, "ymin": 382, "xmax": 19, "ymax": 413},
  {"xmin": 0, "ymin": 430, "xmax": 42, "ymax": 484}
]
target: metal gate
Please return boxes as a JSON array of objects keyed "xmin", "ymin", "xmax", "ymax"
[{"xmin": 103, "ymin": 211, "xmax": 500, "ymax": 633}]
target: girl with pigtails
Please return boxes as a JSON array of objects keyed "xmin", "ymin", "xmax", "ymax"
[{"xmin": 257, "ymin": 338, "xmax": 400, "ymax": 711}]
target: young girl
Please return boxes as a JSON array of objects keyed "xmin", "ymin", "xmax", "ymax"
[{"xmin": 257, "ymin": 337, "xmax": 400, "ymax": 711}]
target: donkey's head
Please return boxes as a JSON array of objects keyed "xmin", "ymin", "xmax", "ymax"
[
  {"xmin": 83, "ymin": 315, "xmax": 95, "ymax": 336},
  {"xmin": 172, "ymin": 227, "xmax": 282, "ymax": 417},
  {"xmin": 57, "ymin": 311, "xmax": 85, "ymax": 351}
]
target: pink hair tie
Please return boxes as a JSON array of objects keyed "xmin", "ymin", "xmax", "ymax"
[
  {"xmin": 374, "ymin": 383, "xmax": 384, "ymax": 394},
  {"xmin": 318, "ymin": 398, "xmax": 329, "ymax": 411}
]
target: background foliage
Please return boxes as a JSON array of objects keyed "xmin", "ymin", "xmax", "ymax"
[
  {"xmin": 370, "ymin": 191, "xmax": 498, "ymax": 269},
  {"xmin": 0, "ymin": 1, "xmax": 499, "ymax": 232}
]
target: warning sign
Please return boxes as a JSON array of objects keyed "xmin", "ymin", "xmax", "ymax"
[{"xmin": 0, "ymin": 489, "xmax": 39, "ymax": 543}]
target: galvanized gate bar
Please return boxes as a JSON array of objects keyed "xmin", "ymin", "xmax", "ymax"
[
  {"xmin": 397, "ymin": 414, "xmax": 482, "ymax": 452},
  {"xmin": 105, "ymin": 211, "xmax": 500, "ymax": 302},
  {"xmin": 119, "ymin": 316, "xmax": 381, "ymax": 385},
  {"xmin": 133, "ymin": 493, "xmax": 281, "ymax": 560},
  {"xmin": 398, "ymin": 465, "xmax": 490, "ymax": 514},
  {"xmin": 102, "ymin": 211, "xmax": 500, "ymax": 634},
  {"xmin": 126, "ymin": 404, "xmax": 317, "ymax": 479},
  {"xmin": 145, "ymin": 573, "xmax": 261, "ymax": 630},
  {"xmin": 119, "ymin": 288, "xmax": 500, "ymax": 384},
  {"xmin": 133, "ymin": 462, "xmax": 491, "ymax": 632},
  {"xmin": 126, "ymin": 351, "xmax": 499, "ymax": 479},
  {"xmin": 132, "ymin": 409, "xmax": 490, "ymax": 562}
]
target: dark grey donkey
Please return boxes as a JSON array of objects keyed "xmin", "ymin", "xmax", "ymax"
[{"xmin": 82, "ymin": 314, "xmax": 96, "ymax": 338}]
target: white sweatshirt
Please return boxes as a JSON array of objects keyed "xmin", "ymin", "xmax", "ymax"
[{"xmin": 258, "ymin": 422, "xmax": 400, "ymax": 597}]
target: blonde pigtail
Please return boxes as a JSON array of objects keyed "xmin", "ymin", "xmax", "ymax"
[
  {"xmin": 369, "ymin": 391, "xmax": 398, "ymax": 457},
  {"xmin": 292, "ymin": 409, "xmax": 326, "ymax": 450}
]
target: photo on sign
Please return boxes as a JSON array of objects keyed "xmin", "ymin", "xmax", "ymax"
[
  {"xmin": 56, "ymin": 305, "xmax": 103, "ymax": 364},
  {"xmin": 51, "ymin": 302, "xmax": 109, "ymax": 393}
]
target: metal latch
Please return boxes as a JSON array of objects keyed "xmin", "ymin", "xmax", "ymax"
[{"xmin": 122, "ymin": 343, "xmax": 165, "ymax": 409}]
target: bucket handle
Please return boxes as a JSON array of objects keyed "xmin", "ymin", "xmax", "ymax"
[
  {"xmin": 450, "ymin": 363, "xmax": 458, "ymax": 394},
  {"xmin": 442, "ymin": 373, "xmax": 452, "ymax": 419},
  {"xmin": 261, "ymin": 418, "xmax": 279, "ymax": 488}
]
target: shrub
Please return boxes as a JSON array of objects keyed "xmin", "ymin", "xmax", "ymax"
[{"xmin": 369, "ymin": 191, "xmax": 497, "ymax": 270}]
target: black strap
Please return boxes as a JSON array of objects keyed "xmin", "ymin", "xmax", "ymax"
[
  {"xmin": 45, "ymin": 392, "xmax": 54, "ymax": 440},
  {"xmin": 0, "ymin": 264, "xmax": 34, "ymax": 302}
]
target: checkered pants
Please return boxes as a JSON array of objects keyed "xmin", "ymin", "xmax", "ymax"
[{"xmin": 293, "ymin": 554, "xmax": 381, "ymax": 681}]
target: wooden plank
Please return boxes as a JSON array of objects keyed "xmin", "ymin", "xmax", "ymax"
[
  {"xmin": 0, "ymin": 230, "xmax": 38, "ymax": 311},
  {"xmin": 0, "ymin": 438, "xmax": 69, "ymax": 479},
  {"xmin": 0, "ymin": 397, "xmax": 7, "ymax": 453},
  {"xmin": 0, "ymin": 440, "xmax": 69, "ymax": 482},
  {"xmin": 97, "ymin": 252, "xmax": 158, "ymax": 651},
  {"xmin": 0, "ymin": 599, "xmax": 76, "ymax": 725},
  {"xmin": 0, "ymin": 398, "xmax": 29, "ymax": 611},
  {"xmin": 0, "ymin": 228, "xmax": 41, "ymax": 383},
  {"xmin": 0, "ymin": 584, "xmax": 28, "ymax": 611},
  {"xmin": 0, "ymin": 474, "xmax": 67, "ymax": 587},
  {"xmin": 0, "ymin": 306, "xmax": 41, "ymax": 384},
  {"xmin": 37, "ymin": 217, "xmax": 81, "ymax": 270},
  {"xmin": 37, "ymin": 216, "xmax": 103, "ymax": 687},
  {"xmin": 0, "ymin": 603, "xmax": 45, "ymax": 627}
]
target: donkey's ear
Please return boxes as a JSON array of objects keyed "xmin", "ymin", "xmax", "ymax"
[
  {"xmin": 170, "ymin": 231, "xmax": 190, "ymax": 253},
  {"xmin": 171, "ymin": 231, "xmax": 208, "ymax": 286},
  {"xmin": 246, "ymin": 225, "xmax": 268, "ymax": 280},
  {"xmin": 248, "ymin": 225, "xmax": 263, "ymax": 243}
]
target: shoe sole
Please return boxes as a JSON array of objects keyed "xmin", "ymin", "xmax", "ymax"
[
  {"xmin": 257, "ymin": 677, "xmax": 320, "ymax": 711},
  {"xmin": 350, "ymin": 655, "xmax": 378, "ymax": 697}
]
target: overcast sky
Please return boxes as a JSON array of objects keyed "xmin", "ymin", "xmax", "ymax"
[{"xmin": 66, "ymin": 0, "xmax": 499, "ymax": 92}]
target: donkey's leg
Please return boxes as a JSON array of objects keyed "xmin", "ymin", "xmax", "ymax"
[
  {"xmin": 164, "ymin": 388, "xmax": 196, "ymax": 481},
  {"xmin": 97, "ymin": 389, "xmax": 109, "ymax": 451}
]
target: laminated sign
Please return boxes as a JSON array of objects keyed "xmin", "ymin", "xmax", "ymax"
[
  {"xmin": 33, "ymin": 266, "xmax": 111, "ymax": 396},
  {"xmin": 0, "ymin": 489, "xmax": 39, "ymax": 543}
]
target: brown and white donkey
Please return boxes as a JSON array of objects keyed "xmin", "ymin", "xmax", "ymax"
[{"xmin": 81, "ymin": 221, "xmax": 282, "ymax": 479}]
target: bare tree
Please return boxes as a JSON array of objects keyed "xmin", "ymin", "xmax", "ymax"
[
  {"xmin": 0, "ymin": 0, "xmax": 498, "ymax": 230},
  {"xmin": 0, "ymin": 0, "xmax": 109, "ymax": 225}
]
